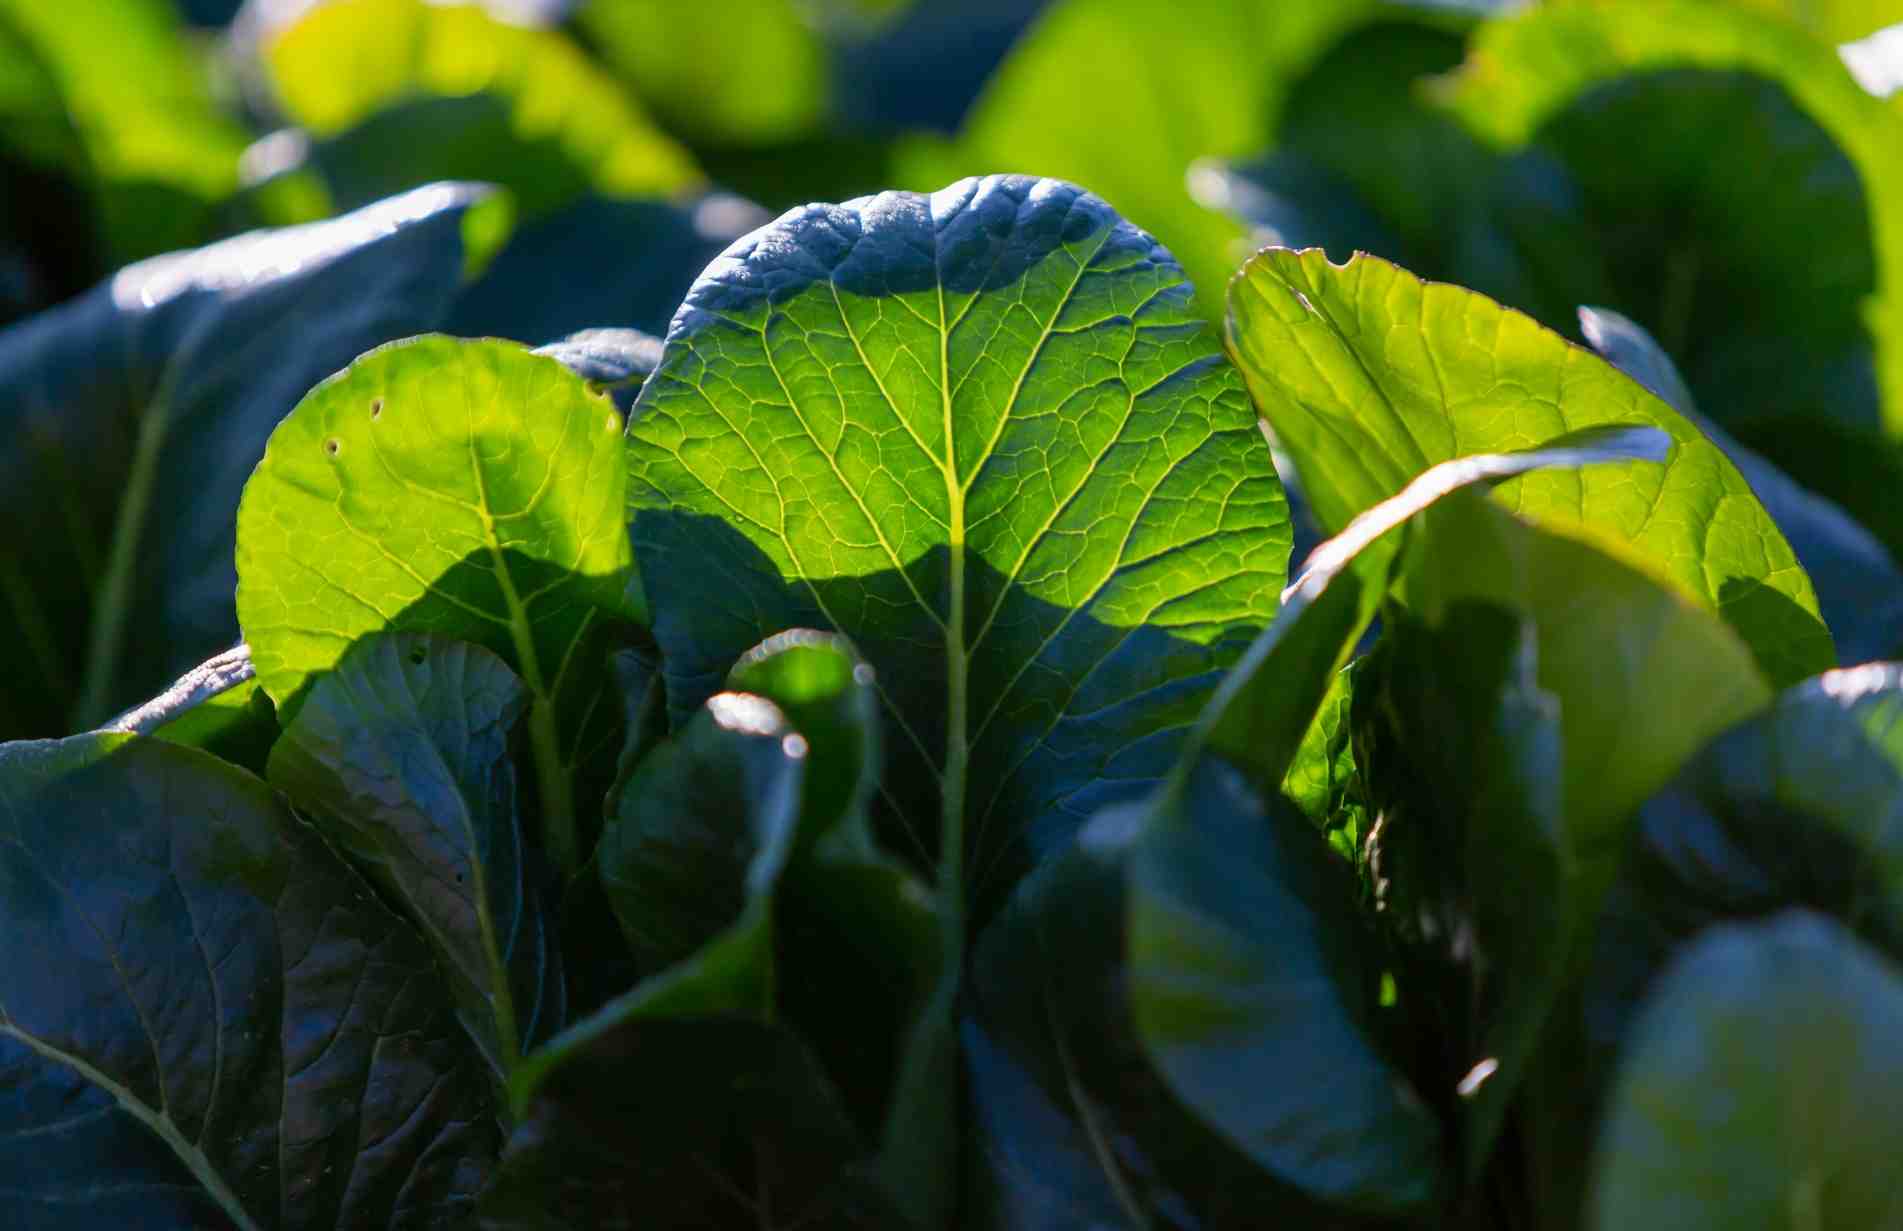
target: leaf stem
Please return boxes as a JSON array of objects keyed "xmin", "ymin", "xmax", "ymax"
[
  {"xmin": 527, "ymin": 696, "xmax": 579, "ymax": 879},
  {"xmin": 1, "ymin": 1021, "xmax": 265, "ymax": 1231},
  {"xmin": 73, "ymin": 386, "xmax": 172, "ymax": 729}
]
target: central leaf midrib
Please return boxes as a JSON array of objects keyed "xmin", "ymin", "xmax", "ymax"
[{"xmin": 0, "ymin": 1020, "xmax": 264, "ymax": 1231}]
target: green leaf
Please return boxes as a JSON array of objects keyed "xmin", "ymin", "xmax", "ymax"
[
  {"xmin": 579, "ymin": 0, "xmax": 831, "ymax": 145},
  {"xmin": 1589, "ymin": 911, "xmax": 1903, "ymax": 1230},
  {"xmin": 482, "ymin": 1020, "xmax": 879, "ymax": 1230},
  {"xmin": 972, "ymin": 760, "xmax": 1443, "ymax": 1221},
  {"xmin": 1580, "ymin": 306, "xmax": 1903, "ymax": 663},
  {"xmin": 627, "ymin": 174, "xmax": 1290, "ymax": 916},
  {"xmin": 235, "ymin": 333, "xmax": 638, "ymax": 879},
  {"xmin": 1581, "ymin": 661, "xmax": 1903, "ymax": 1091},
  {"xmin": 1281, "ymin": 662, "xmax": 1368, "ymax": 861},
  {"xmin": 902, "ymin": 0, "xmax": 1490, "ymax": 317},
  {"xmin": 1744, "ymin": 0, "xmax": 1903, "ymax": 41},
  {"xmin": 0, "ymin": 0, "xmax": 251, "ymax": 262},
  {"xmin": 728, "ymin": 633, "xmax": 947, "ymax": 1226},
  {"xmin": 0, "ymin": 733, "xmax": 498, "ymax": 1228},
  {"xmin": 269, "ymin": 632, "xmax": 563, "ymax": 1082},
  {"xmin": 1356, "ymin": 603, "xmax": 1567, "ymax": 1178},
  {"xmin": 1442, "ymin": 0, "xmax": 1903, "ymax": 438},
  {"xmin": 259, "ymin": 0, "xmax": 699, "ymax": 214},
  {"xmin": 966, "ymin": 430, "xmax": 1664, "ymax": 1219},
  {"xmin": 98, "ymin": 643, "xmax": 278, "ymax": 776},
  {"xmin": 0, "ymin": 183, "xmax": 502, "ymax": 740},
  {"xmin": 1400, "ymin": 487, "xmax": 1774, "ymax": 881},
  {"xmin": 1227, "ymin": 247, "xmax": 1833, "ymax": 686},
  {"xmin": 444, "ymin": 194, "xmax": 763, "ymax": 347},
  {"xmin": 502, "ymin": 635, "xmax": 933, "ymax": 1226},
  {"xmin": 594, "ymin": 690, "xmax": 801, "ymax": 992}
]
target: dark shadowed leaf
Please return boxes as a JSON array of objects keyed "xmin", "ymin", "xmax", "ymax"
[
  {"xmin": 499, "ymin": 634, "xmax": 936, "ymax": 1227},
  {"xmin": 1589, "ymin": 912, "xmax": 1903, "ymax": 1230},
  {"xmin": 1443, "ymin": 0, "xmax": 1903, "ymax": 436},
  {"xmin": 1356, "ymin": 604, "xmax": 1565, "ymax": 1178},
  {"xmin": 0, "ymin": 734, "xmax": 498, "ymax": 1228},
  {"xmin": 444, "ymin": 194, "xmax": 763, "ymax": 347},
  {"xmin": 963, "ymin": 431, "xmax": 1664, "ymax": 1221},
  {"xmin": 0, "ymin": 183, "xmax": 503, "ymax": 741},
  {"xmin": 269, "ymin": 632, "xmax": 564, "ymax": 1082},
  {"xmin": 1558, "ymin": 663, "xmax": 1903, "ymax": 1160}
]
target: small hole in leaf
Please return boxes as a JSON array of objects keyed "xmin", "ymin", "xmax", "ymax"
[
  {"xmin": 371, "ymin": 399, "xmax": 383, "ymax": 419},
  {"xmin": 409, "ymin": 647, "xmax": 426, "ymax": 666},
  {"xmin": 324, "ymin": 438, "xmax": 340, "ymax": 456}
]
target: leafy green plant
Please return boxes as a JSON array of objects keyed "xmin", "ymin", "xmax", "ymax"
[{"xmin": 6, "ymin": 0, "xmax": 1903, "ymax": 1225}]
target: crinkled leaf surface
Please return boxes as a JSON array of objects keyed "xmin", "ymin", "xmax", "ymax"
[
  {"xmin": 0, "ymin": 183, "xmax": 498, "ymax": 740},
  {"xmin": 627, "ymin": 174, "xmax": 1289, "ymax": 907},
  {"xmin": 235, "ymin": 334, "xmax": 637, "ymax": 876},
  {"xmin": 1228, "ymin": 247, "xmax": 1832, "ymax": 686},
  {"xmin": 1443, "ymin": 0, "xmax": 1903, "ymax": 432},
  {"xmin": 1589, "ymin": 912, "xmax": 1903, "ymax": 1230},
  {"xmin": 1580, "ymin": 306, "xmax": 1903, "ymax": 663},
  {"xmin": 269, "ymin": 632, "xmax": 563, "ymax": 1082},
  {"xmin": 259, "ymin": 0, "xmax": 698, "ymax": 212},
  {"xmin": 0, "ymin": 734, "xmax": 497, "ymax": 1229}
]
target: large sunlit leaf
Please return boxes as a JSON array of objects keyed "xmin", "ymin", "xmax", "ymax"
[
  {"xmin": 235, "ymin": 334, "xmax": 638, "ymax": 878},
  {"xmin": 0, "ymin": 183, "xmax": 504, "ymax": 741},
  {"xmin": 626, "ymin": 174, "xmax": 1290, "ymax": 909},
  {"xmin": 1228, "ymin": 247, "xmax": 1832, "ymax": 686},
  {"xmin": 1589, "ymin": 911, "xmax": 1903, "ymax": 1230},
  {"xmin": 0, "ymin": 734, "xmax": 498, "ymax": 1228},
  {"xmin": 259, "ymin": 0, "xmax": 699, "ymax": 214},
  {"xmin": 269, "ymin": 632, "xmax": 564, "ymax": 1082}
]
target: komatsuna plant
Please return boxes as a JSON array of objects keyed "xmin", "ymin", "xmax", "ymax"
[{"xmin": 3, "ymin": 173, "xmax": 1900, "ymax": 1230}]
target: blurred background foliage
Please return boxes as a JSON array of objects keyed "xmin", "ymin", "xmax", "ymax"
[{"xmin": 2, "ymin": 0, "xmax": 1902, "ymax": 740}]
